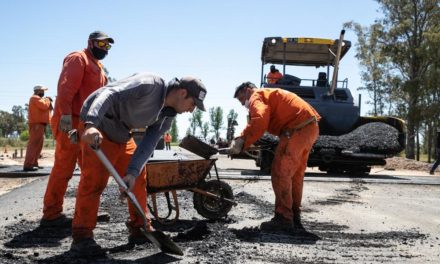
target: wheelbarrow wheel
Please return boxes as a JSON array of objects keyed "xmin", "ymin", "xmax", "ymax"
[{"xmin": 193, "ymin": 180, "xmax": 233, "ymax": 220}]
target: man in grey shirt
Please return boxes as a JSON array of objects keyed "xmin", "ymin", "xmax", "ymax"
[{"xmin": 71, "ymin": 72, "xmax": 207, "ymax": 255}]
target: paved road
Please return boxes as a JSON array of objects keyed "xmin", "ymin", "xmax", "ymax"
[{"xmin": 0, "ymin": 151, "xmax": 439, "ymax": 263}]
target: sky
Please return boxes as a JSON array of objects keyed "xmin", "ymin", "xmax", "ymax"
[{"xmin": 0, "ymin": 0, "xmax": 382, "ymax": 139}]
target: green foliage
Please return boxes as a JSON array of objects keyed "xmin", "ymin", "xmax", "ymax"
[
  {"xmin": 188, "ymin": 109, "xmax": 203, "ymax": 136},
  {"xmin": 0, "ymin": 107, "xmax": 27, "ymax": 137},
  {"xmin": 209, "ymin": 107, "xmax": 224, "ymax": 141},
  {"xmin": 170, "ymin": 119, "xmax": 179, "ymax": 142},
  {"xmin": 201, "ymin": 122, "xmax": 210, "ymax": 140},
  {"xmin": 20, "ymin": 130, "xmax": 29, "ymax": 141},
  {"xmin": 346, "ymin": 0, "xmax": 440, "ymax": 159}
]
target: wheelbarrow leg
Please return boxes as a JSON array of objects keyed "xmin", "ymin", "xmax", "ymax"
[{"xmin": 150, "ymin": 191, "xmax": 180, "ymax": 225}]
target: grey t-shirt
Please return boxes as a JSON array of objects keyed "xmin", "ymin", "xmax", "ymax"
[{"xmin": 80, "ymin": 72, "xmax": 175, "ymax": 176}]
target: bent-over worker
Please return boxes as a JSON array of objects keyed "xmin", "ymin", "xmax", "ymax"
[
  {"xmin": 71, "ymin": 72, "xmax": 207, "ymax": 255},
  {"xmin": 231, "ymin": 81, "xmax": 320, "ymax": 232}
]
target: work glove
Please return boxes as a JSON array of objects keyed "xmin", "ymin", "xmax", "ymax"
[
  {"xmin": 59, "ymin": 114, "xmax": 72, "ymax": 133},
  {"xmin": 229, "ymin": 137, "xmax": 244, "ymax": 155}
]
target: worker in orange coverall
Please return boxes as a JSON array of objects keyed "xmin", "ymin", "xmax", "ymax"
[
  {"xmin": 231, "ymin": 81, "xmax": 320, "ymax": 232},
  {"xmin": 70, "ymin": 74, "xmax": 207, "ymax": 255},
  {"xmin": 23, "ymin": 85, "xmax": 53, "ymax": 171},
  {"xmin": 40, "ymin": 31, "xmax": 114, "ymax": 228},
  {"xmin": 267, "ymin": 65, "xmax": 283, "ymax": 84},
  {"xmin": 164, "ymin": 132, "xmax": 172, "ymax": 150}
]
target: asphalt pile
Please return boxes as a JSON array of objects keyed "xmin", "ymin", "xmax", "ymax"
[{"xmin": 314, "ymin": 122, "xmax": 402, "ymax": 154}]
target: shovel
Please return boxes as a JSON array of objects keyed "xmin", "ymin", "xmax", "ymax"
[{"xmin": 92, "ymin": 147, "xmax": 183, "ymax": 256}]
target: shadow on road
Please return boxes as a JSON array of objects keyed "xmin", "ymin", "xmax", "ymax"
[{"xmin": 4, "ymin": 225, "xmax": 71, "ymax": 248}]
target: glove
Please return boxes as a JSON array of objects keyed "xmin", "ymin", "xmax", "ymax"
[
  {"xmin": 59, "ymin": 115, "xmax": 72, "ymax": 133},
  {"xmin": 229, "ymin": 138, "xmax": 244, "ymax": 155}
]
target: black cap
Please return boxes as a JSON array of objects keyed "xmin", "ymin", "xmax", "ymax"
[
  {"xmin": 270, "ymin": 65, "xmax": 276, "ymax": 70},
  {"xmin": 89, "ymin": 30, "xmax": 114, "ymax": 44},
  {"xmin": 234, "ymin": 81, "xmax": 256, "ymax": 98},
  {"xmin": 180, "ymin": 77, "xmax": 207, "ymax": 111}
]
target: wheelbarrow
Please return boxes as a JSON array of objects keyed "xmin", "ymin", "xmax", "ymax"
[{"xmin": 146, "ymin": 135, "xmax": 236, "ymax": 225}]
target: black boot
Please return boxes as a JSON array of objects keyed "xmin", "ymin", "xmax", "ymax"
[
  {"xmin": 260, "ymin": 214, "xmax": 293, "ymax": 233},
  {"xmin": 293, "ymin": 211, "xmax": 305, "ymax": 231}
]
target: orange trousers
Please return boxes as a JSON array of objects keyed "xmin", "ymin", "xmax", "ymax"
[
  {"xmin": 72, "ymin": 135, "xmax": 148, "ymax": 241},
  {"xmin": 271, "ymin": 123, "xmax": 319, "ymax": 222},
  {"xmin": 24, "ymin": 123, "xmax": 46, "ymax": 168},
  {"xmin": 42, "ymin": 116, "xmax": 80, "ymax": 220}
]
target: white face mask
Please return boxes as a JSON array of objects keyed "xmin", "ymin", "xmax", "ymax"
[{"xmin": 244, "ymin": 99, "xmax": 250, "ymax": 109}]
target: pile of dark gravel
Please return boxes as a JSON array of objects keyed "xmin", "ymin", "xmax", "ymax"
[{"xmin": 314, "ymin": 122, "xmax": 403, "ymax": 154}]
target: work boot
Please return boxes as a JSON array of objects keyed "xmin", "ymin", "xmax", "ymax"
[
  {"xmin": 40, "ymin": 214, "xmax": 72, "ymax": 228},
  {"xmin": 126, "ymin": 221, "xmax": 153, "ymax": 245},
  {"xmin": 260, "ymin": 214, "xmax": 293, "ymax": 233},
  {"xmin": 23, "ymin": 166, "xmax": 38, "ymax": 172},
  {"xmin": 430, "ymin": 170, "xmax": 435, "ymax": 175},
  {"xmin": 70, "ymin": 238, "xmax": 105, "ymax": 257},
  {"xmin": 293, "ymin": 212, "xmax": 305, "ymax": 231}
]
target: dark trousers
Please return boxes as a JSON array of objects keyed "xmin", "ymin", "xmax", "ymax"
[
  {"xmin": 431, "ymin": 148, "xmax": 440, "ymax": 172},
  {"xmin": 165, "ymin": 142, "xmax": 171, "ymax": 150}
]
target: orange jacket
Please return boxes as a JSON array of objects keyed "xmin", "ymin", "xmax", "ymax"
[
  {"xmin": 28, "ymin": 95, "xmax": 52, "ymax": 124},
  {"xmin": 240, "ymin": 88, "xmax": 321, "ymax": 149},
  {"xmin": 164, "ymin": 133, "xmax": 172, "ymax": 143},
  {"xmin": 54, "ymin": 49, "xmax": 107, "ymax": 117},
  {"xmin": 267, "ymin": 71, "xmax": 283, "ymax": 84}
]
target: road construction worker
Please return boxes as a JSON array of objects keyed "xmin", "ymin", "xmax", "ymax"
[
  {"xmin": 23, "ymin": 85, "xmax": 53, "ymax": 171},
  {"xmin": 164, "ymin": 132, "xmax": 172, "ymax": 150},
  {"xmin": 267, "ymin": 65, "xmax": 283, "ymax": 84},
  {"xmin": 40, "ymin": 31, "xmax": 114, "ymax": 228},
  {"xmin": 71, "ymin": 73, "xmax": 207, "ymax": 255},
  {"xmin": 231, "ymin": 81, "xmax": 320, "ymax": 232}
]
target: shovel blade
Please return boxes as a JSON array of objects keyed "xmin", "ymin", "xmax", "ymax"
[{"xmin": 141, "ymin": 229, "xmax": 183, "ymax": 256}]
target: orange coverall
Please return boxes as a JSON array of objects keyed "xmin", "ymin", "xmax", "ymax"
[
  {"xmin": 23, "ymin": 95, "xmax": 52, "ymax": 169},
  {"xmin": 42, "ymin": 49, "xmax": 107, "ymax": 220},
  {"xmin": 267, "ymin": 71, "xmax": 283, "ymax": 84},
  {"xmin": 72, "ymin": 124, "xmax": 148, "ymax": 240},
  {"xmin": 164, "ymin": 133, "xmax": 172, "ymax": 150},
  {"xmin": 240, "ymin": 88, "xmax": 320, "ymax": 222}
]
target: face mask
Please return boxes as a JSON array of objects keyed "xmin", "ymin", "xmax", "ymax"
[
  {"xmin": 37, "ymin": 92, "xmax": 44, "ymax": 97},
  {"xmin": 270, "ymin": 69, "xmax": 276, "ymax": 73},
  {"xmin": 91, "ymin": 46, "xmax": 108, "ymax": 60},
  {"xmin": 244, "ymin": 99, "xmax": 250, "ymax": 109}
]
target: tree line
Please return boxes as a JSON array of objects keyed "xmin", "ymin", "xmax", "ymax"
[
  {"xmin": 344, "ymin": 0, "xmax": 440, "ymax": 161},
  {"xmin": 168, "ymin": 107, "xmax": 239, "ymax": 144}
]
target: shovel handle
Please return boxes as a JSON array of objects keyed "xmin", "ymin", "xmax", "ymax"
[{"xmin": 93, "ymin": 149, "xmax": 149, "ymax": 226}]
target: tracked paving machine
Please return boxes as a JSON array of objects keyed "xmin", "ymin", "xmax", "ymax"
[{"xmin": 242, "ymin": 30, "xmax": 406, "ymax": 175}]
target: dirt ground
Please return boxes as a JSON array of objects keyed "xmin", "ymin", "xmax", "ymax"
[{"xmin": 0, "ymin": 149, "xmax": 439, "ymax": 263}]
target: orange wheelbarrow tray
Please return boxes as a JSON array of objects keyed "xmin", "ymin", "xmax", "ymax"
[{"xmin": 146, "ymin": 158, "xmax": 236, "ymax": 225}]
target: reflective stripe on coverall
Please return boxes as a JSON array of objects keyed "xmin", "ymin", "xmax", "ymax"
[
  {"xmin": 24, "ymin": 95, "xmax": 52, "ymax": 168},
  {"xmin": 240, "ymin": 88, "xmax": 320, "ymax": 222},
  {"xmin": 72, "ymin": 126, "xmax": 149, "ymax": 240},
  {"xmin": 42, "ymin": 49, "xmax": 107, "ymax": 220}
]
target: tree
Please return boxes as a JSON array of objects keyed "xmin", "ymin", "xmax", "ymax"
[
  {"xmin": 375, "ymin": 0, "xmax": 440, "ymax": 159},
  {"xmin": 344, "ymin": 22, "xmax": 392, "ymax": 116},
  {"xmin": 201, "ymin": 122, "xmax": 210, "ymax": 140},
  {"xmin": 226, "ymin": 109, "xmax": 239, "ymax": 141},
  {"xmin": 170, "ymin": 118, "xmax": 179, "ymax": 142},
  {"xmin": 209, "ymin": 107, "xmax": 224, "ymax": 141}
]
